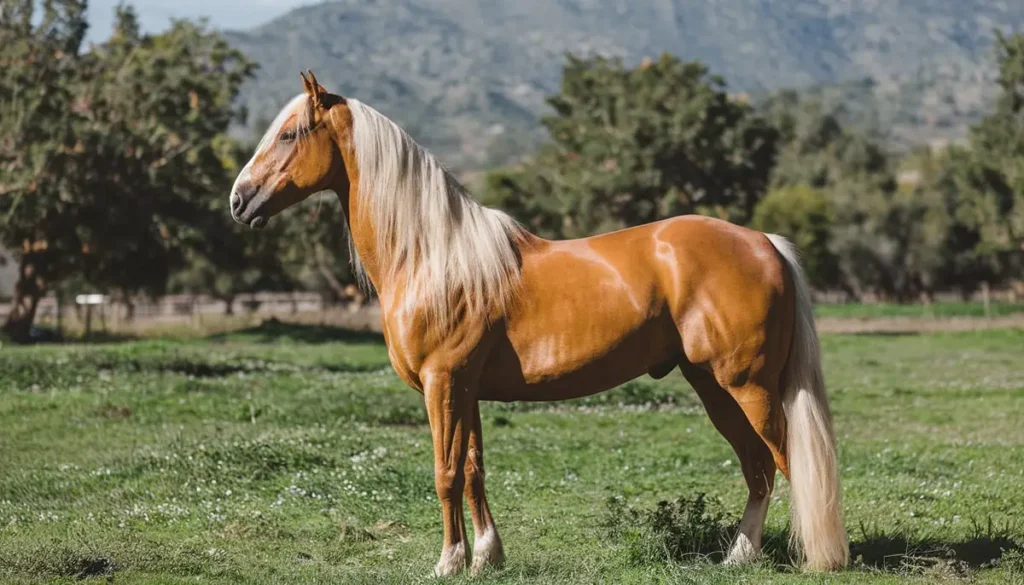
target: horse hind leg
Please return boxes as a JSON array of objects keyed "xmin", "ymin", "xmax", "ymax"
[{"xmin": 680, "ymin": 362, "xmax": 781, "ymax": 564}]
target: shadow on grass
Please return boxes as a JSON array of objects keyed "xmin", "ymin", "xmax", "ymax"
[
  {"xmin": 2, "ymin": 326, "xmax": 140, "ymax": 345},
  {"xmin": 841, "ymin": 330, "xmax": 922, "ymax": 338},
  {"xmin": 758, "ymin": 521, "xmax": 1022, "ymax": 574},
  {"xmin": 604, "ymin": 496, "xmax": 1022, "ymax": 576},
  {"xmin": 209, "ymin": 318, "xmax": 385, "ymax": 345},
  {"xmin": 848, "ymin": 521, "xmax": 1023, "ymax": 574}
]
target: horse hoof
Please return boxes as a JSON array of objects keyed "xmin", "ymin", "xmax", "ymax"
[
  {"xmin": 723, "ymin": 533, "xmax": 761, "ymax": 565},
  {"xmin": 433, "ymin": 542, "xmax": 467, "ymax": 577},
  {"xmin": 470, "ymin": 529, "xmax": 504, "ymax": 574}
]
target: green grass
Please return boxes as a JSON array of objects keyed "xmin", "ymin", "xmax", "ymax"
[
  {"xmin": 1, "ymin": 321, "xmax": 1023, "ymax": 584},
  {"xmin": 814, "ymin": 301, "xmax": 1024, "ymax": 319}
]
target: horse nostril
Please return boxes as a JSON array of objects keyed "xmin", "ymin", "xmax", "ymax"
[{"xmin": 230, "ymin": 192, "xmax": 243, "ymax": 212}]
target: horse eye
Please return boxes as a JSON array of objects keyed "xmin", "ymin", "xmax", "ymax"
[{"xmin": 280, "ymin": 129, "xmax": 297, "ymax": 142}]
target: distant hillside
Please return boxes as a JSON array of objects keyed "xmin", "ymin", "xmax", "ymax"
[{"xmin": 226, "ymin": 0, "xmax": 1024, "ymax": 169}]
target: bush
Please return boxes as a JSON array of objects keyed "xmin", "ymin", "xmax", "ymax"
[
  {"xmin": 603, "ymin": 493, "xmax": 731, "ymax": 565},
  {"xmin": 752, "ymin": 184, "xmax": 840, "ymax": 289}
]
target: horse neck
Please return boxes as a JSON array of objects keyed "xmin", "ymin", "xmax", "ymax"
[
  {"xmin": 321, "ymin": 112, "xmax": 378, "ymax": 297},
  {"xmin": 334, "ymin": 172, "xmax": 386, "ymax": 297}
]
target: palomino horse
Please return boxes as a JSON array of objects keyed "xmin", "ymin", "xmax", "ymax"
[{"xmin": 229, "ymin": 71, "xmax": 849, "ymax": 575}]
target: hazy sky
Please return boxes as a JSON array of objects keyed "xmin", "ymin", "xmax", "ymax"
[{"xmin": 85, "ymin": 0, "xmax": 314, "ymax": 43}]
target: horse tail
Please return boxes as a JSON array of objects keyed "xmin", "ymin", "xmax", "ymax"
[{"xmin": 765, "ymin": 234, "xmax": 849, "ymax": 571}]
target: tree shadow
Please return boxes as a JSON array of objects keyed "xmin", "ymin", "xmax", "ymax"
[
  {"xmin": 208, "ymin": 318, "xmax": 385, "ymax": 345},
  {"xmin": 7, "ymin": 325, "xmax": 140, "ymax": 345},
  {"xmin": 841, "ymin": 330, "xmax": 922, "ymax": 337}
]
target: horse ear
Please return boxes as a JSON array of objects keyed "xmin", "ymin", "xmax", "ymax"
[
  {"xmin": 303, "ymin": 68, "xmax": 325, "ymax": 108},
  {"xmin": 299, "ymin": 70, "xmax": 315, "ymax": 102}
]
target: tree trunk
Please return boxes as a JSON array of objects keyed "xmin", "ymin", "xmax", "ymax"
[
  {"xmin": 123, "ymin": 296, "xmax": 136, "ymax": 323},
  {"xmin": 2, "ymin": 254, "xmax": 46, "ymax": 343},
  {"xmin": 314, "ymin": 243, "xmax": 349, "ymax": 303}
]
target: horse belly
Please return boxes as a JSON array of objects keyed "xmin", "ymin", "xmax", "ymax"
[{"xmin": 478, "ymin": 311, "xmax": 681, "ymax": 402}]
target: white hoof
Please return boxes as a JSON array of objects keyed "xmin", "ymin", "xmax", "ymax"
[
  {"xmin": 471, "ymin": 528, "xmax": 504, "ymax": 574},
  {"xmin": 434, "ymin": 542, "xmax": 467, "ymax": 577},
  {"xmin": 724, "ymin": 532, "xmax": 760, "ymax": 565}
]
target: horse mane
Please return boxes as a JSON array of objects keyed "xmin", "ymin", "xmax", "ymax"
[{"xmin": 346, "ymin": 99, "xmax": 525, "ymax": 327}]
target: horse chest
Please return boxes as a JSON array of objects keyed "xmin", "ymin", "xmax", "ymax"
[{"xmin": 380, "ymin": 309, "xmax": 491, "ymax": 393}]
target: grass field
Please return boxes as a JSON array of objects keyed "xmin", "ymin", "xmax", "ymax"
[
  {"xmin": 1, "ymin": 321, "xmax": 1023, "ymax": 584},
  {"xmin": 814, "ymin": 301, "xmax": 1024, "ymax": 319}
]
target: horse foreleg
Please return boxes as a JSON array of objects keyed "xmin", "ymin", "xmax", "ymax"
[
  {"xmin": 424, "ymin": 370, "xmax": 473, "ymax": 576},
  {"xmin": 464, "ymin": 403, "xmax": 504, "ymax": 573}
]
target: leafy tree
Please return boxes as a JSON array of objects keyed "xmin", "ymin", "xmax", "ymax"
[
  {"xmin": 277, "ymin": 193, "xmax": 364, "ymax": 305},
  {"xmin": 751, "ymin": 185, "xmax": 839, "ymax": 289},
  {"xmin": 762, "ymin": 90, "xmax": 890, "ymax": 191},
  {"xmin": 167, "ymin": 138, "xmax": 293, "ymax": 314},
  {"xmin": 0, "ymin": 3, "xmax": 254, "ymax": 340},
  {"xmin": 0, "ymin": 0, "xmax": 90, "ymax": 339},
  {"xmin": 484, "ymin": 54, "xmax": 779, "ymax": 239},
  {"xmin": 759, "ymin": 90, "xmax": 948, "ymax": 300},
  {"xmin": 955, "ymin": 31, "xmax": 1024, "ymax": 284}
]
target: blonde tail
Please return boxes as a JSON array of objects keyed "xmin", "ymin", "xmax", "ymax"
[{"xmin": 765, "ymin": 234, "xmax": 849, "ymax": 571}]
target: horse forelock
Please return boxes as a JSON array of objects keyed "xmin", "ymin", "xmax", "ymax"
[
  {"xmin": 346, "ymin": 98, "xmax": 523, "ymax": 329},
  {"xmin": 254, "ymin": 94, "xmax": 308, "ymax": 153}
]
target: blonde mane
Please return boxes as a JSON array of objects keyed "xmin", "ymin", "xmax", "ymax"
[{"xmin": 345, "ymin": 99, "xmax": 524, "ymax": 327}]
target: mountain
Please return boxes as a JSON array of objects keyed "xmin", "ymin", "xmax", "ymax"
[{"xmin": 226, "ymin": 0, "xmax": 1024, "ymax": 170}]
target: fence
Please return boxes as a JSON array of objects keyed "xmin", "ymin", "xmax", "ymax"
[
  {"xmin": 0, "ymin": 286, "xmax": 1021, "ymax": 332},
  {"xmin": 0, "ymin": 292, "xmax": 352, "ymax": 329}
]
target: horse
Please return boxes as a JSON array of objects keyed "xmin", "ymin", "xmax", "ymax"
[{"xmin": 228, "ymin": 70, "xmax": 849, "ymax": 575}]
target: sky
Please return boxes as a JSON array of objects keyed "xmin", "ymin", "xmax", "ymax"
[{"xmin": 85, "ymin": 0, "xmax": 314, "ymax": 44}]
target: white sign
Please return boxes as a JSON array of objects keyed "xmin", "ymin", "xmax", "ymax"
[{"xmin": 75, "ymin": 294, "xmax": 106, "ymax": 305}]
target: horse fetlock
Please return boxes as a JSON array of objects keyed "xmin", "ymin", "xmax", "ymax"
[
  {"xmin": 471, "ymin": 528, "xmax": 504, "ymax": 574},
  {"xmin": 434, "ymin": 541, "xmax": 468, "ymax": 577}
]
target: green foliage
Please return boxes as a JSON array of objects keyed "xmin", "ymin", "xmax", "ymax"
[
  {"xmin": 486, "ymin": 39, "xmax": 1022, "ymax": 300},
  {"xmin": 752, "ymin": 185, "xmax": 839, "ymax": 288},
  {"xmin": 0, "ymin": 2, "xmax": 254, "ymax": 338},
  {"xmin": 763, "ymin": 91, "xmax": 891, "ymax": 191},
  {"xmin": 167, "ymin": 138, "xmax": 294, "ymax": 307},
  {"xmin": 485, "ymin": 54, "xmax": 778, "ymax": 238},
  {"xmin": 604, "ymin": 494, "xmax": 730, "ymax": 565},
  {"xmin": 0, "ymin": 0, "xmax": 90, "ymax": 338},
  {"xmin": 761, "ymin": 89, "xmax": 970, "ymax": 300},
  {"xmin": 276, "ymin": 193, "xmax": 362, "ymax": 303},
  {"xmin": 953, "ymin": 31, "xmax": 1024, "ymax": 283}
]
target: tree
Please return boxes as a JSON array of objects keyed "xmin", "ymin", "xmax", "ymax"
[
  {"xmin": 751, "ymin": 185, "xmax": 840, "ymax": 289},
  {"xmin": 955, "ymin": 31, "xmax": 1024, "ymax": 284},
  {"xmin": 167, "ymin": 137, "xmax": 293, "ymax": 314},
  {"xmin": 0, "ymin": 3, "xmax": 254, "ymax": 340},
  {"xmin": 484, "ymin": 54, "xmax": 779, "ymax": 239},
  {"xmin": 276, "ymin": 193, "xmax": 364, "ymax": 305},
  {"xmin": 759, "ymin": 90, "xmax": 952, "ymax": 301},
  {"xmin": 0, "ymin": 0, "xmax": 90, "ymax": 340},
  {"xmin": 762, "ymin": 91, "xmax": 890, "ymax": 191}
]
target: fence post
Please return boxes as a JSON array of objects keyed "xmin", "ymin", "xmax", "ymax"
[
  {"xmin": 981, "ymin": 281, "xmax": 991, "ymax": 319},
  {"xmin": 56, "ymin": 295, "xmax": 63, "ymax": 339}
]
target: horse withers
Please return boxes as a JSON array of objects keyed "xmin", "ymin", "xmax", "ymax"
[{"xmin": 228, "ymin": 70, "xmax": 849, "ymax": 575}]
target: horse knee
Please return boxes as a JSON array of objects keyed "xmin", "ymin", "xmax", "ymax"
[{"xmin": 434, "ymin": 466, "xmax": 465, "ymax": 500}]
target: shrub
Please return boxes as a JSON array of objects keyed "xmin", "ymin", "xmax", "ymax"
[{"xmin": 603, "ymin": 493, "xmax": 730, "ymax": 565}]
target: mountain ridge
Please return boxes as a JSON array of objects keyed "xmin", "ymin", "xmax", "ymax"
[{"xmin": 225, "ymin": 0, "xmax": 1024, "ymax": 169}]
